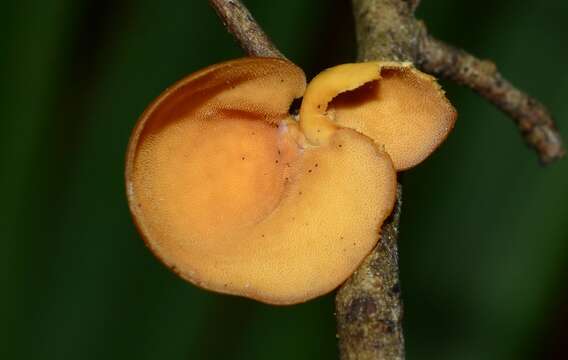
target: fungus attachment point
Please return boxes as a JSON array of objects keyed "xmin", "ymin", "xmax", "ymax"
[
  {"xmin": 300, "ymin": 62, "xmax": 457, "ymax": 170},
  {"xmin": 126, "ymin": 57, "xmax": 455, "ymax": 304},
  {"xmin": 126, "ymin": 58, "xmax": 398, "ymax": 304}
]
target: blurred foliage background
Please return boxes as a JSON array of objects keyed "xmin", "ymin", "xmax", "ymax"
[{"xmin": 2, "ymin": 0, "xmax": 567, "ymax": 359}]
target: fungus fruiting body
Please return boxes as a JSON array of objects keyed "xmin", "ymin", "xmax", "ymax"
[{"xmin": 126, "ymin": 57, "xmax": 456, "ymax": 304}]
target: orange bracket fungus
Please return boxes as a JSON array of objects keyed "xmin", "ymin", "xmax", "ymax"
[{"xmin": 126, "ymin": 57, "xmax": 456, "ymax": 305}]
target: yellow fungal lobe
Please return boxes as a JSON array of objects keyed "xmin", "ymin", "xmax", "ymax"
[{"xmin": 300, "ymin": 61, "xmax": 456, "ymax": 170}]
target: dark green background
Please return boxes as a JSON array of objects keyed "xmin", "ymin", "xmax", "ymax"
[{"xmin": 2, "ymin": 0, "xmax": 567, "ymax": 359}]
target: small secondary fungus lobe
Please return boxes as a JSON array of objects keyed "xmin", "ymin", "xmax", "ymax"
[
  {"xmin": 300, "ymin": 62, "xmax": 456, "ymax": 170},
  {"xmin": 126, "ymin": 57, "xmax": 456, "ymax": 305}
]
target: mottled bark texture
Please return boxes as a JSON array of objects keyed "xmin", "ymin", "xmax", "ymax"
[
  {"xmin": 352, "ymin": 0, "xmax": 423, "ymax": 62},
  {"xmin": 335, "ymin": 2, "xmax": 417, "ymax": 359},
  {"xmin": 336, "ymin": 186, "xmax": 404, "ymax": 360}
]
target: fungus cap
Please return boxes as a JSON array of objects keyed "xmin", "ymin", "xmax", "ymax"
[
  {"xmin": 300, "ymin": 62, "xmax": 457, "ymax": 170},
  {"xmin": 126, "ymin": 58, "xmax": 398, "ymax": 304}
]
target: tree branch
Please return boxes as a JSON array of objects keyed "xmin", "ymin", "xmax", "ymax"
[
  {"xmin": 208, "ymin": 0, "xmax": 283, "ymax": 58},
  {"xmin": 336, "ymin": 185, "xmax": 404, "ymax": 360},
  {"xmin": 336, "ymin": 2, "xmax": 414, "ymax": 359},
  {"xmin": 418, "ymin": 36, "xmax": 565, "ymax": 164},
  {"xmin": 341, "ymin": 0, "xmax": 564, "ymax": 358},
  {"xmin": 352, "ymin": 0, "xmax": 423, "ymax": 62}
]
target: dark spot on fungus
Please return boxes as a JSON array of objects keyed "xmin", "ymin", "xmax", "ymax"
[
  {"xmin": 241, "ymin": 156, "xmax": 245, "ymax": 160},
  {"xmin": 288, "ymin": 97, "xmax": 301, "ymax": 116},
  {"xmin": 338, "ymin": 144, "xmax": 343, "ymax": 148},
  {"xmin": 308, "ymin": 169, "xmax": 312, "ymax": 173},
  {"xmin": 315, "ymin": 163, "xmax": 318, "ymax": 167},
  {"xmin": 275, "ymin": 160, "xmax": 279, "ymax": 164},
  {"xmin": 298, "ymin": 191, "xmax": 302, "ymax": 195}
]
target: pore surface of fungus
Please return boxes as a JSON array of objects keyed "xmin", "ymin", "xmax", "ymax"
[{"xmin": 126, "ymin": 57, "xmax": 455, "ymax": 304}]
